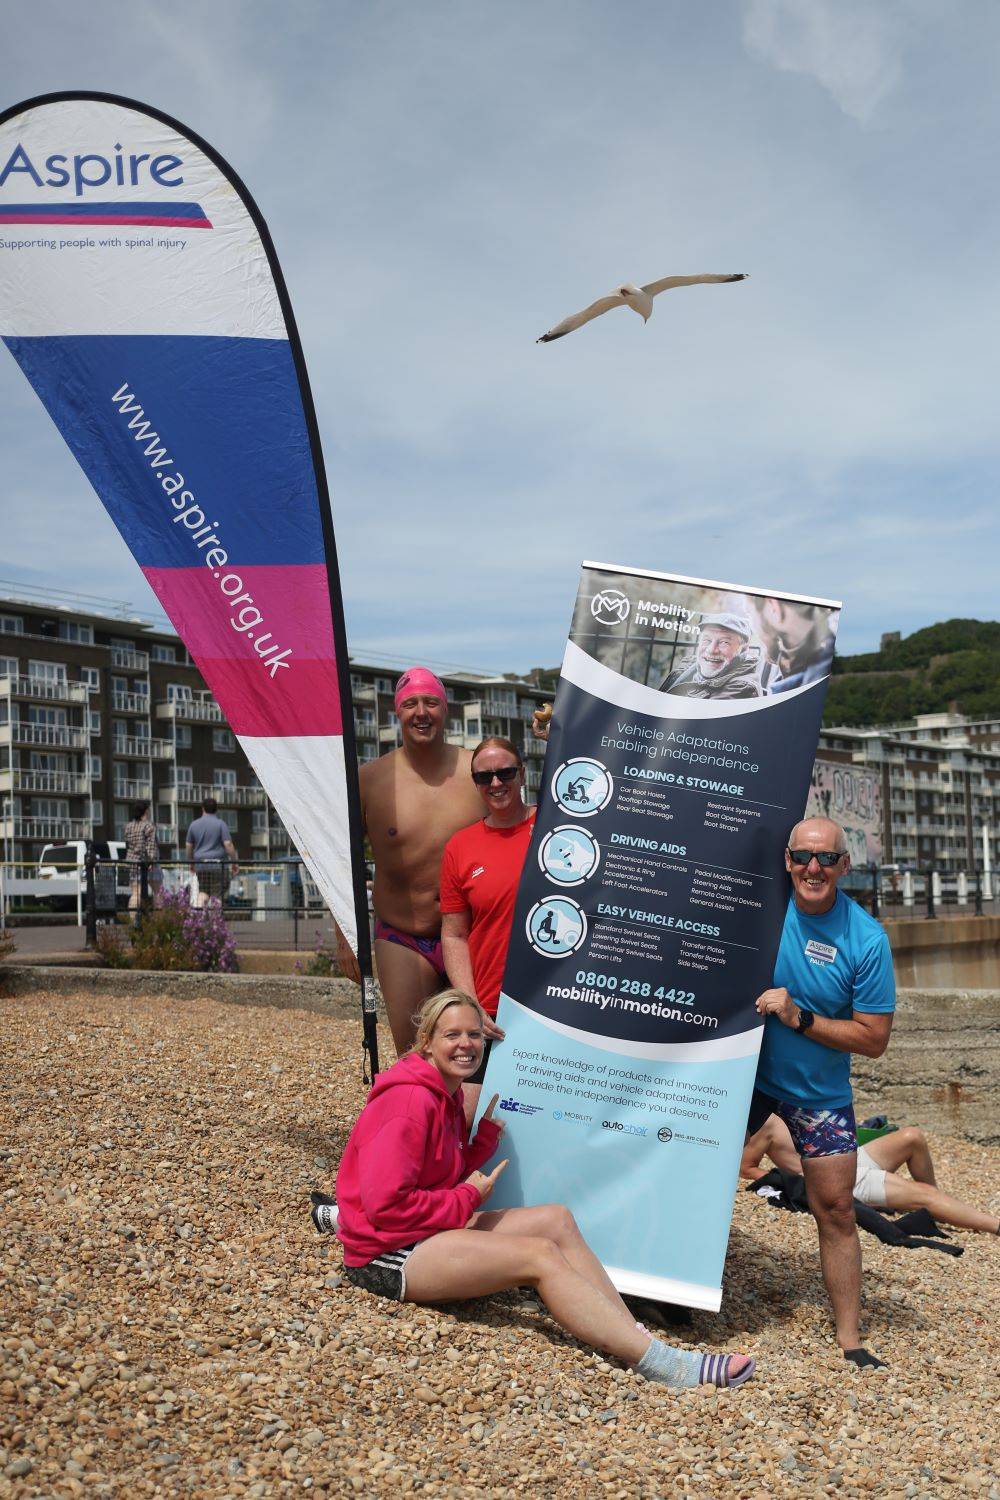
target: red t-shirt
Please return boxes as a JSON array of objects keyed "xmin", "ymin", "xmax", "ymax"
[{"xmin": 438, "ymin": 811, "xmax": 536, "ymax": 1016}]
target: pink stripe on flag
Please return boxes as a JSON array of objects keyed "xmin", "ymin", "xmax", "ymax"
[
  {"xmin": 0, "ymin": 213, "xmax": 212, "ymax": 227},
  {"xmin": 143, "ymin": 564, "xmax": 336, "ymax": 661},
  {"xmin": 142, "ymin": 564, "xmax": 342, "ymax": 737},
  {"xmin": 196, "ymin": 657, "xmax": 343, "ymax": 737}
]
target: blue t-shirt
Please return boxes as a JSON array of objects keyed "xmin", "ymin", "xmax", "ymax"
[
  {"xmin": 755, "ymin": 890, "xmax": 895, "ymax": 1110},
  {"xmin": 185, "ymin": 813, "xmax": 232, "ymax": 863}
]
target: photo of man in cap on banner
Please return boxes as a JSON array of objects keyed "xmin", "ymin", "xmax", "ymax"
[{"xmin": 658, "ymin": 612, "xmax": 762, "ymax": 700}]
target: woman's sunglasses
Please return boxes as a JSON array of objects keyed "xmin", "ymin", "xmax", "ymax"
[
  {"xmin": 472, "ymin": 765, "xmax": 521, "ymax": 786},
  {"xmin": 787, "ymin": 848, "xmax": 845, "ymax": 868}
]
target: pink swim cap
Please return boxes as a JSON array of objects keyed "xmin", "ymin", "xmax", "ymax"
[{"xmin": 394, "ymin": 667, "xmax": 448, "ymax": 714}]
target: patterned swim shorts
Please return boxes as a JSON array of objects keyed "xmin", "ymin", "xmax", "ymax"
[
  {"xmin": 343, "ymin": 1244, "xmax": 418, "ymax": 1301},
  {"xmin": 774, "ymin": 1099, "xmax": 858, "ymax": 1159}
]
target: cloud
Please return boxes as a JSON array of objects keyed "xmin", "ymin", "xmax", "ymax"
[{"xmin": 742, "ymin": 0, "xmax": 906, "ymax": 122}]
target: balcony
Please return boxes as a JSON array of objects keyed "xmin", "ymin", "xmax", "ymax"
[
  {"xmin": 464, "ymin": 698, "xmax": 520, "ymax": 719},
  {"xmin": 112, "ymin": 735, "xmax": 175, "ymax": 760},
  {"xmin": 251, "ymin": 828, "xmax": 270, "ymax": 849},
  {"xmin": 353, "ymin": 719, "xmax": 378, "ymax": 740},
  {"xmin": 523, "ymin": 734, "xmax": 549, "ymax": 755},
  {"xmin": 161, "ymin": 780, "xmax": 265, "ymax": 807},
  {"xmin": 0, "ymin": 769, "xmax": 90, "ymax": 796},
  {"xmin": 3, "ymin": 723, "xmax": 89, "ymax": 750},
  {"xmin": 0, "ymin": 673, "xmax": 89, "ymax": 706},
  {"xmin": 351, "ymin": 684, "xmax": 375, "ymax": 703},
  {"xmin": 156, "ymin": 699, "xmax": 224, "ymax": 724},
  {"xmin": 111, "ymin": 690, "xmax": 151, "ymax": 715},
  {"xmin": 156, "ymin": 823, "xmax": 178, "ymax": 845},
  {"xmin": 112, "ymin": 779, "xmax": 153, "ymax": 801},
  {"xmin": 110, "ymin": 647, "xmax": 150, "ymax": 672},
  {"xmin": 0, "ymin": 815, "xmax": 90, "ymax": 841}
]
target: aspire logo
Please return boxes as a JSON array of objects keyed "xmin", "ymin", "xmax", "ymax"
[{"xmin": 0, "ymin": 142, "xmax": 185, "ymax": 198}]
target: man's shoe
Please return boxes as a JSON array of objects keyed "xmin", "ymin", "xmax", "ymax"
[{"xmin": 310, "ymin": 1191, "xmax": 339, "ymax": 1235}]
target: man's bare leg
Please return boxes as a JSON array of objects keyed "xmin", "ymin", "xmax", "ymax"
[
  {"xmin": 374, "ymin": 937, "xmax": 444, "ymax": 1057},
  {"xmin": 865, "ymin": 1126, "xmax": 937, "ymax": 1185},
  {"xmin": 802, "ymin": 1152, "xmax": 863, "ymax": 1350},
  {"xmin": 881, "ymin": 1172, "xmax": 1000, "ymax": 1233}
]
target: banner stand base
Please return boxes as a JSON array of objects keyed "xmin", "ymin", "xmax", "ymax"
[{"xmin": 605, "ymin": 1266, "xmax": 722, "ymax": 1313}]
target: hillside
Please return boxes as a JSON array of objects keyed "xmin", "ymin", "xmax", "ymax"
[{"xmin": 824, "ymin": 619, "xmax": 1000, "ymax": 726}]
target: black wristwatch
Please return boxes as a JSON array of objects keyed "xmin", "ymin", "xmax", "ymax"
[{"xmin": 796, "ymin": 1007, "xmax": 815, "ymax": 1034}]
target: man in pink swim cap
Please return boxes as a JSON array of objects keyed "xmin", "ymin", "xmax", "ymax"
[{"xmin": 342, "ymin": 666, "xmax": 484, "ymax": 1056}]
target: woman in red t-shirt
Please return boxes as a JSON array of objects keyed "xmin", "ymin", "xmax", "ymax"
[{"xmin": 439, "ymin": 736, "xmax": 535, "ymax": 1118}]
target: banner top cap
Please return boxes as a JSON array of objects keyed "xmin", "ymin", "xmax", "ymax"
[{"xmin": 582, "ymin": 561, "xmax": 842, "ymax": 612}]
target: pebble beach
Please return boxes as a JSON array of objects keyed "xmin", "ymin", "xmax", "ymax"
[{"xmin": 2, "ymin": 987, "xmax": 998, "ymax": 1497}]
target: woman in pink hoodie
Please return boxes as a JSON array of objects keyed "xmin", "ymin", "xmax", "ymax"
[{"xmin": 323, "ymin": 990, "xmax": 755, "ymax": 1390}]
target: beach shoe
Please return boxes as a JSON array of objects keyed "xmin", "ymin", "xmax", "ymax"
[
  {"xmin": 700, "ymin": 1353, "xmax": 756, "ymax": 1388},
  {"xmin": 310, "ymin": 1191, "xmax": 339, "ymax": 1235}
]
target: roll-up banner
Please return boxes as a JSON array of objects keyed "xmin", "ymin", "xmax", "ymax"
[
  {"xmin": 0, "ymin": 93, "xmax": 378, "ymax": 1071},
  {"xmin": 480, "ymin": 562, "xmax": 841, "ymax": 1310}
]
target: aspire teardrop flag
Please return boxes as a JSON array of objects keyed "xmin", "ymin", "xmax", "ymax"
[{"xmin": 0, "ymin": 93, "xmax": 377, "ymax": 1071}]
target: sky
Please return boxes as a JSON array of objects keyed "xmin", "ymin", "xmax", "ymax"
[{"xmin": 1, "ymin": 0, "xmax": 998, "ymax": 675}]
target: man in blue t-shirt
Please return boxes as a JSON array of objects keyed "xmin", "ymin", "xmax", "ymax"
[{"xmin": 748, "ymin": 816, "xmax": 895, "ymax": 1369}]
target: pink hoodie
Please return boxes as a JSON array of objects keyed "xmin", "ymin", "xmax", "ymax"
[{"xmin": 335, "ymin": 1052, "xmax": 503, "ymax": 1266}]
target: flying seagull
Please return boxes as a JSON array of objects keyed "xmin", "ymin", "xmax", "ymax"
[{"xmin": 536, "ymin": 272, "xmax": 749, "ymax": 343}]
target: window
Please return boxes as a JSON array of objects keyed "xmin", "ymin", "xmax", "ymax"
[
  {"xmin": 151, "ymin": 643, "xmax": 177, "ymax": 663},
  {"xmin": 376, "ymin": 677, "xmax": 392, "ymax": 695},
  {"xmin": 466, "ymin": 718, "xmax": 480, "ymax": 737},
  {"xmin": 30, "ymin": 752, "xmax": 68, "ymax": 772},
  {"xmin": 90, "ymin": 755, "xmax": 103, "ymax": 781},
  {"xmin": 214, "ymin": 768, "xmax": 237, "ymax": 790},
  {"xmin": 175, "ymin": 765, "xmax": 193, "ymax": 786},
  {"xmin": 56, "ymin": 621, "xmax": 94, "ymax": 644},
  {"xmin": 88, "ymin": 710, "xmax": 101, "ymax": 735},
  {"xmin": 111, "ymin": 675, "xmax": 127, "ymax": 695},
  {"xmin": 167, "ymin": 683, "xmax": 193, "ymax": 702},
  {"xmin": 113, "ymin": 804, "xmax": 128, "ymax": 834},
  {"xmin": 252, "ymin": 809, "xmax": 267, "ymax": 832},
  {"xmin": 0, "ymin": 655, "xmax": 18, "ymax": 681},
  {"xmin": 28, "ymin": 705, "xmax": 67, "ymax": 727},
  {"xmin": 0, "ymin": 614, "xmax": 23, "ymax": 634},
  {"xmin": 212, "ymin": 729, "xmax": 235, "ymax": 753},
  {"xmin": 90, "ymin": 799, "xmax": 104, "ymax": 825},
  {"xmin": 29, "ymin": 659, "xmax": 68, "ymax": 683},
  {"xmin": 175, "ymin": 724, "xmax": 192, "ymax": 748},
  {"xmin": 156, "ymin": 804, "xmax": 172, "ymax": 825},
  {"xmin": 33, "ymin": 797, "xmax": 70, "ymax": 820},
  {"xmin": 80, "ymin": 666, "xmax": 100, "ymax": 693}
]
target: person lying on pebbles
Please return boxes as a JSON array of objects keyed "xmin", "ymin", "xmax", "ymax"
[{"xmin": 312, "ymin": 989, "xmax": 755, "ymax": 1391}]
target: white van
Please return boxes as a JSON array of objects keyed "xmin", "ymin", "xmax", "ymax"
[{"xmin": 37, "ymin": 840, "xmax": 129, "ymax": 910}]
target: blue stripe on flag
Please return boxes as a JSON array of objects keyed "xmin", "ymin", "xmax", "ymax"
[{"xmin": 2, "ymin": 334, "xmax": 326, "ymax": 567}]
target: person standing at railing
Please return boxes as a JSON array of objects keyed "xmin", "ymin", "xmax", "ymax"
[
  {"xmin": 123, "ymin": 800, "xmax": 158, "ymax": 924},
  {"xmin": 185, "ymin": 796, "xmax": 239, "ymax": 908}
]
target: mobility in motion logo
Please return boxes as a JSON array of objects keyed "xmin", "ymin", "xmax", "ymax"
[{"xmin": 591, "ymin": 588, "xmax": 631, "ymax": 626}]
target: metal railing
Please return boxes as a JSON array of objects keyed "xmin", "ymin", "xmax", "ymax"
[
  {"xmin": 0, "ymin": 674, "xmax": 89, "ymax": 704},
  {"xmin": 160, "ymin": 780, "xmax": 266, "ymax": 807},
  {"xmin": 110, "ymin": 691, "xmax": 151, "ymax": 714},
  {"xmin": 0, "ymin": 769, "xmax": 90, "ymax": 795},
  {"xmin": 112, "ymin": 736, "xmax": 174, "ymax": 759},
  {"xmin": 1, "ymin": 723, "xmax": 89, "ymax": 749},
  {"xmin": 156, "ymin": 699, "xmax": 224, "ymax": 723},
  {"xmin": 0, "ymin": 816, "xmax": 90, "ymax": 839},
  {"xmin": 112, "ymin": 779, "xmax": 153, "ymax": 801},
  {"xmin": 110, "ymin": 647, "xmax": 150, "ymax": 671}
]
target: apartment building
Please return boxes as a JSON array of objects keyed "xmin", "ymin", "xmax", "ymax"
[
  {"xmin": 0, "ymin": 592, "xmax": 281, "ymax": 865},
  {"xmin": 0, "ymin": 589, "xmax": 556, "ymax": 868},
  {"xmin": 817, "ymin": 713, "xmax": 1000, "ymax": 874}
]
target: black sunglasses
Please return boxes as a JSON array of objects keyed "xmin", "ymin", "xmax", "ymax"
[
  {"xmin": 472, "ymin": 765, "xmax": 520, "ymax": 786},
  {"xmin": 787, "ymin": 848, "xmax": 845, "ymax": 868}
]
